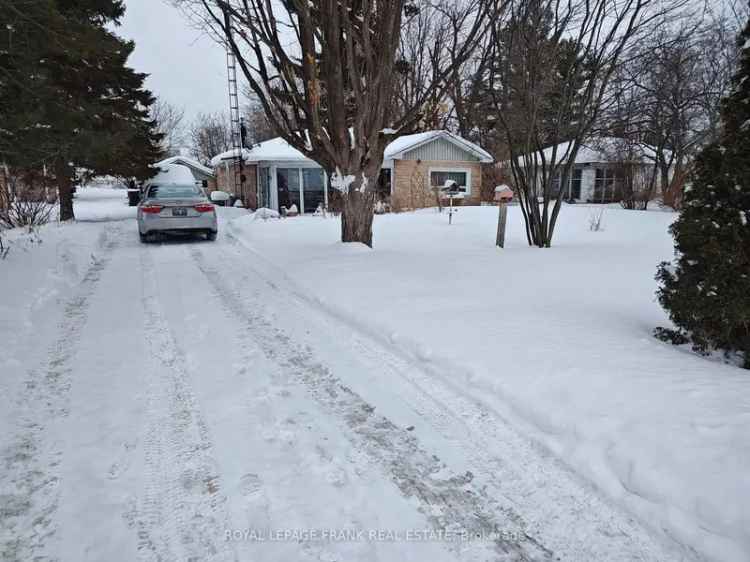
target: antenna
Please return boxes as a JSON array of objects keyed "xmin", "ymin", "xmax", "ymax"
[{"xmin": 223, "ymin": 7, "xmax": 245, "ymax": 200}]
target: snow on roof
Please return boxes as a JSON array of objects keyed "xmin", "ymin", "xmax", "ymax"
[
  {"xmin": 155, "ymin": 156, "xmax": 214, "ymax": 177},
  {"xmin": 209, "ymin": 147, "xmax": 253, "ymax": 168},
  {"xmin": 515, "ymin": 137, "xmax": 662, "ymax": 166},
  {"xmin": 209, "ymin": 138, "xmax": 308, "ymax": 167},
  {"xmin": 384, "ymin": 130, "xmax": 494, "ymax": 163},
  {"xmin": 209, "ymin": 130, "xmax": 494, "ymax": 167},
  {"xmin": 147, "ymin": 163, "xmax": 199, "ymax": 186}
]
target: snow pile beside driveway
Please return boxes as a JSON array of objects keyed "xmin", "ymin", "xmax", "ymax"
[
  {"xmin": 0, "ymin": 189, "xmax": 126, "ymax": 436},
  {"xmin": 229, "ymin": 205, "xmax": 750, "ymax": 561},
  {"xmin": 73, "ymin": 186, "xmax": 136, "ymax": 222}
]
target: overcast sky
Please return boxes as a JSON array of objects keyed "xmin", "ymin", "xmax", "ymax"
[{"xmin": 117, "ymin": 0, "xmax": 229, "ymax": 121}]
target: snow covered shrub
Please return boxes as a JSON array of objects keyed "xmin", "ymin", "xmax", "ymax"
[
  {"xmin": 0, "ymin": 174, "xmax": 55, "ymax": 229},
  {"xmin": 588, "ymin": 209, "xmax": 605, "ymax": 231},
  {"xmin": 655, "ymin": 15, "xmax": 750, "ymax": 368}
]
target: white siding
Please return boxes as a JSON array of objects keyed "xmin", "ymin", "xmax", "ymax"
[{"xmin": 581, "ymin": 168, "xmax": 596, "ymax": 202}]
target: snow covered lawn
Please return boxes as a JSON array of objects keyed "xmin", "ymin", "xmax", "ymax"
[
  {"xmin": 229, "ymin": 204, "xmax": 750, "ymax": 561},
  {"xmin": 1, "ymin": 188, "xmax": 745, "ymax": 561}
]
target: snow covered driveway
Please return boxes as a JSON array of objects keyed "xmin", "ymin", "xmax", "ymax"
[{"xmin": 0, "ymin": 190, "xmax": 700, "ymax": 561}]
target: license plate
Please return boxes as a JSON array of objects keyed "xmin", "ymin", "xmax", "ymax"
[{"xmin": 172, "ymin": 207, "xmax": 187, "ymax": 217}]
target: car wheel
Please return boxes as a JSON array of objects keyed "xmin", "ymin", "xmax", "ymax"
[
  {"xmin": 206, "ymin": 231, "xmax": 217, "ymax": 241},
  {"xmin": 139, "ymin": 232, "xmax": 149, "ymax": 243}
]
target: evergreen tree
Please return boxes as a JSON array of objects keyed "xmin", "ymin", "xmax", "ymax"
[
  {"xmin": 0, "ymin": 0, "xmax": 163, "ymax": 220},
  {"xmin": 655, "ymin": 7, "xmax": 750, "ymax": 368}
]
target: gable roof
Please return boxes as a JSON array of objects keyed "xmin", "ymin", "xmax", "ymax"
[
  {"xmin": 384, "ymin": 130, "xmax": 494, "ymax": 163},
  {"xmin": 155, "ymin": 156, "xmax": 215, "ymax": 178},
  {"xmin": 516, "ymin": 137, "xmax": 663, "ymax": 166},
  {"xmin": 209, "ymin": 130, "xmax": 494, "ymax": 168}
]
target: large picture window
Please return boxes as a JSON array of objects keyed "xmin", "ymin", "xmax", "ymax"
[
  {"xmin": 429, "ymin": 169, "xmax": 470, "ymax": 194},
  {"xmin": 276, "ymin": 167, "xmax": 328, "ymax": 213}
]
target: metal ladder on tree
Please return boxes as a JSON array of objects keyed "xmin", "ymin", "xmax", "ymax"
[{"xmin": 224, "ymin": 9, "xmax": 245, "ymax": 200}]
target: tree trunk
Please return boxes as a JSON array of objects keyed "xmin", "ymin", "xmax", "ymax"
[
  {"xmin": 341, "ymin": 189, "xmax": 375, "ymax": 247},
  {"xmin": 55, "ymin": 159, "xmax": 75, "ymax": 221}
]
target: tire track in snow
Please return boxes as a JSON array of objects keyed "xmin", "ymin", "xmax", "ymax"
[
  {"xmin": 0, "ymin": 227, "xmax": 118, "ymax": 562},
  {"xmin": 190, "ymin": 245, "xmax": 552, "ymax": 562},
  {"xmin": 344, "ymin": 337, "xmax": 692, "ymax": 561},
  {"xmin": 123, "ymin": 247, "xmax": 237, "ymax": 562},
  {"xmin": 212, "ymin": 228, "xmax": 694, "ymax": 562}
]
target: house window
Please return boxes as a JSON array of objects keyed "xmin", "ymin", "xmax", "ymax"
[
  {"xmin": 550, "ymin": 168, "xmax": 582, "ymax": 200},
  {"xmin": 376, "ymin": 169, "xmax": 391, "ymax": 202},
  {"xmin": 277, "ymin": 168, "xmax": 301, "ymax": 210},
  {"xmin": 258, "ymin": 167, "xmax": 270, "ymax": 208},
  {"xmin": 551, "ymin": 174, "xmax": 563, "ymax": 197},
  {"xmin": 302, "ymin": 169, "xmax": 325, "ymax": 213},
  {"xmin": 594, "ymin": 167, "xmax": 624, "ymax": 202},
  {"xmin": 569, "ymin": 168, "xmax": 582, "ymax": 199},
  {"xmin": 429, "ymin": 169, "xmax": 470, "ymax": 194}
]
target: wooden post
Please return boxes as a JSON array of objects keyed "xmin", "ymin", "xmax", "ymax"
[{"xmin": 496, "ymin": 202, "xmax": 508, "ymax": 248}]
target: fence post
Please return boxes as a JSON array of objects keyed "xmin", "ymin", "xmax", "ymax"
[{"xmin": 496, "ymin": 202, "xmax": 508, "ymax": 248}]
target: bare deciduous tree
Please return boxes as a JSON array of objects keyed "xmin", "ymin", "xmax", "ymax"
[
  {"xmin": 151, "ymin": 99, "xmax": 186, "ymax": 157},
  {"xmin": 242, "ymin": 92, "xmax": 276, "ymax": 145},
  {"xmin": 600, "ymin": 14, "xmax": 740, "ymax": 209},
  {"xmin": 189, "ymin": 112, "xmax": 231, "ymax": 165},
  {"xmin": 487, "ymin": 0, "xmax": 682, "ymax": 247},
  {"xmin": 177, "ymin": 0, "xmax": 496, "ymax": 246}
]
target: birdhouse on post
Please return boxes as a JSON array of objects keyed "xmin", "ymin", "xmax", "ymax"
[
  {"xmin": 440, "ymin": 180, "xmax": 466, "ymax": 225},
  {"xmin": 494, "ymin": 184, "xmax": 514, "ymax": 203},
  {"xmin": 494, "ymin": 184, "xmax": 513, "ymax": 248}
]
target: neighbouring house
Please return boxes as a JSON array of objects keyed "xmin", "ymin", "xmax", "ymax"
[
  {"xmin": 155, "ymin": 156, "xmax": 217, "ymax": 191},
  {"xmin": 508, "ymin": 137, "xmax": 671, "ymax": 203},
  {"xmin": 209, "ymin": 131, "xmax": 494, "ymax": 213}
]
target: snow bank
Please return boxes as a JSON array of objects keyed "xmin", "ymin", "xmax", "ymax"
[
  {"xmin": 73, "ymin": 186, "xmax": 135, "ymax": 222},
  {"xmin": 0, "ymin": 187, "xmax": 127, "ymax": 437},
  {"xmin": 228, "ymin": 205, "xmax": 750, "ymax": 561},
  {"xmin": 253, "ymin": 207, "xmax": 280, "ymax": 220}
]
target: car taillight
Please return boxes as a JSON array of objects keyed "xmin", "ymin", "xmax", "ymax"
[
  {"xmin": 194, "ymin": 203, "xmax": 215, "ymax": 213},
  {"xmin": 141, "ymin": 205, "xmax": 162, "ymax": 214}
]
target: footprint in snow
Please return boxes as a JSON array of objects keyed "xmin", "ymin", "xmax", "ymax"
[
  {"xmin": 239, "ymin": 473, "xmax": 263, "ymax": 497},
  {"xmin": 325, "ymin": 465, "xmax": 348, "ymax": 488},
  {"xmin": 106, "ymin": 441, "xmax": 136, "ymax": 480}
]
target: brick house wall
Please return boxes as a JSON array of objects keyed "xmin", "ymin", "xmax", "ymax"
[
  {"xmin": 214, "ymin": 162, "xmax": 258, "ymax": 209},
  {"xmin": 391, "ymin": 159, "xmax": 483, "ymax": 211}
]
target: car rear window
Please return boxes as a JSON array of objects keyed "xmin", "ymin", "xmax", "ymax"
[{"xmin": 147, "ymin": 184, "xmax": 201, "ymax": 199}]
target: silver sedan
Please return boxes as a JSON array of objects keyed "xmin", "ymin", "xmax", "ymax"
[{"xmin": 137, "ymin": 183, "xmax": 218, "ymax": 242}]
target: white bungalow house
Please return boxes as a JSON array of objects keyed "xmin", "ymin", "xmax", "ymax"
[
  {"xmin": 511, "ymin": 137, "xmax": 669, "ymax": 203},
  {"xmin": 209, "ymin": 131, "xmax": 493, "ymax": 212}
]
